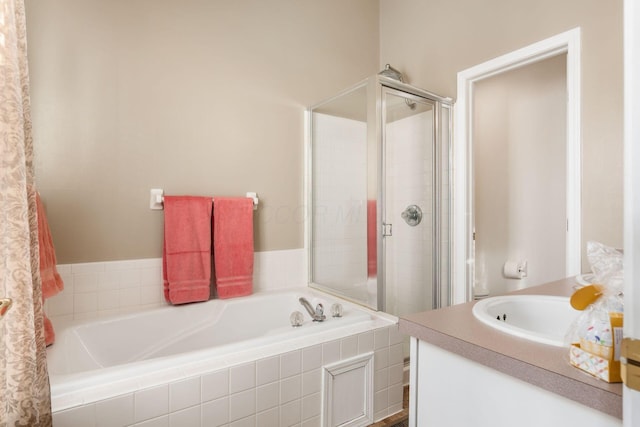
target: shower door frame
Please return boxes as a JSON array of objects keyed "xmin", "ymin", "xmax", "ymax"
[
  {"xmin": 305, "ymin": 75, "xmax": 454, "ymax": 313},
  {"xmin": 374, "ymin": 77, "xmax": 455, "ymax": 313},
  {"xmin": 378, "ymin": 84, "xmax": 444, "ymax": 313}
]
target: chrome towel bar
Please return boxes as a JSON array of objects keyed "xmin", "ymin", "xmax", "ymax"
[{"xmin": 149, "ymin": 189, "xmax": 258, "ymax": 210}]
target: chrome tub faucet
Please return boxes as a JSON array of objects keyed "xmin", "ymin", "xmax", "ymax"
[{"xmin": 298, "ymin": 297, "xmax": 326, "ymax": 322}]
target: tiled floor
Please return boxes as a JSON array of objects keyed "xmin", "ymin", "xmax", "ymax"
[{"xmin": 369, "ymin": 386, "xmax": 409, "ymax": 427}]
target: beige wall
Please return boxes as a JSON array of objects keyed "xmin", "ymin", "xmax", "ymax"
[
  {"xmin": 380, "ymin": 0, "xmax": 624, "ymax": 258},
  {"xmin": 26, "ymin": 0, "xmax": 623, "ymax": 265},
  {"xmin": 25, "ymin": 0, "xmax": 380, "ymax": 263}
]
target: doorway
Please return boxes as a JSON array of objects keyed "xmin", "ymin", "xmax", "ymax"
[
  {"xmin": 472, "ymin": 54, "xmax": 567, "ymax": 297},
  {"xmin": 453, "ymin": 28, "xmax": 582, "ymax": 303}
]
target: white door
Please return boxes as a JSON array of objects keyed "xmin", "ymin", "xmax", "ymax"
[{"xmin": 623, "ymin": 0, "xmax": 640, "ymax": 425}]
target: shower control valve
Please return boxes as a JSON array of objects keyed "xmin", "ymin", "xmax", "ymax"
[{"xmin": 401, "ymin": 204, "xmax": 423, "ymax": 226}]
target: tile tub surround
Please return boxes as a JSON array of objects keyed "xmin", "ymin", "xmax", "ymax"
[
  {"xmin": 399, "ymin": 278, "xmax": 623, "ymax": 419},
  {"xmin": 45, "ymin": 250, "xmax": 404, "ymax": 425},
  {"xmin": 45, "ymin": 249, "xmax": 306, "ymax": 321},
  {"xmin": 51, "ymin": 324, "xmax": 405, "ymax": 427}
]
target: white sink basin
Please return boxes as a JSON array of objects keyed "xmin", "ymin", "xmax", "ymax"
[{"xmin": 472, "ymin": 295, "xmax": 581, "ymax": 347}]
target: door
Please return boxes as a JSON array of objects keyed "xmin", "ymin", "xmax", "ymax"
[{"xmin": 381, "ymin": 88, "xmax": 438, "ymax": 357}]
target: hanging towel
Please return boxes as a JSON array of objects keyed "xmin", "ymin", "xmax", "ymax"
[
  {"xmin": 163, "ymin": 196, "xmax": 212, "ymax": 304},
  {"xmin": 367, "ymin": 199, "xmax": 377, "ymax": 277},
  {"xmin": 36, "ymin": 193, "xmax": 65, "ymax": 346},
  {"xmin": 213, "ymin": 197, "xmax": 254, "ymax": 299}
]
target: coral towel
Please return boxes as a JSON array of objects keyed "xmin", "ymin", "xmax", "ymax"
[
  {"xmin": 36, "ymin": 193, "xmax": 65, "ymax": 346},
  {"xmin": 163, "ymin": 196, "xmax": 212, "ymax": 304},
  {"xmin": 213, "ymin": 197, "xmax": 254, "ymax": 299},
  {"xmin": 367, "ymin": 200, "xmax": 377, "ymax": 277}
]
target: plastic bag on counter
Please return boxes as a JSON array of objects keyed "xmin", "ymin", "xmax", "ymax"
[
  {"xmin": 585, "ymin": 241, "xmax": 624, "ymax": 292},
  {"xmin": 565, "ymin": 241, "xmax": 624, "ymax": 383}
]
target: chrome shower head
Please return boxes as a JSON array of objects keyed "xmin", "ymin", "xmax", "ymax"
[
  {"xmin": 379, "ymin": 64, "xmax": 417, "ymax": 110},
  {"xmin": 378, "ymin": 64, "xmax": 404, "ymax": 82}
]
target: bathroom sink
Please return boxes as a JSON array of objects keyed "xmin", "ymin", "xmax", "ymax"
[{"xmin": 472, "ymin": 295, "xmax": 581, "ymax": 347}]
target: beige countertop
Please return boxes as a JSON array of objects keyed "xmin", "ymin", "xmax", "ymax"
[{"xmin": 399, "ymin": 277, "xmax": 623, "ymax": 419}]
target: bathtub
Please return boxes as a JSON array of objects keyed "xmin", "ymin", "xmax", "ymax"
[{"xmin": 47, "ymin": 287, "xmax": 402, "ymax": 425}]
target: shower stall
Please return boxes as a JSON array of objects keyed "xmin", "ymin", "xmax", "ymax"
[{"xmin": 306, "ymin": 67, "xmax": 454, "ymax": 349}]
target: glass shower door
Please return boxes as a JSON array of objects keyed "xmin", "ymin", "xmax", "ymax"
[
  {"xmin": 309, "ymin": 83, "xmax": 377, "ymax": 309},
  {"xmin": 308, "ymin": 77, "xmax": 452, "ymax": 318},
  {"xmin": 382, "ymin": 88, "xmax": 437, "ymax": 321}
]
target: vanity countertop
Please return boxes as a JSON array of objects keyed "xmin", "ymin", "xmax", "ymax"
[{"xmin": 399, "ymin": 277, "xmax": 623, "ymax": 419}]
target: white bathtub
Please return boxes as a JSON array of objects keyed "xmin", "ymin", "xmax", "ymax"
[{"xmin": 47, "ymin": 287, "xmax": 399, "ymax": 422}]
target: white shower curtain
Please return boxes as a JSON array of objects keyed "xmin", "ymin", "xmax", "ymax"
[{"xmin": 0, "ymin": 0, "xmax": 53, "ymax": 425}]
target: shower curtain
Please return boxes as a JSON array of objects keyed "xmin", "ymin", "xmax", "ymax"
[{"xmin": 0, "ymin": 0, "xmax": 53, "ymax": 425}]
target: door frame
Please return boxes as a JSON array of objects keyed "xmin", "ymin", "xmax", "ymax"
[
  {"xmin": 623, "ymin": 0, "xmax": 640, "ymax": 423},
  {"xmin": 453, "ymin": 28, "xmax": 582, "ymax": 304},
  {"xmin": 379, "ymin": 85, "xmax": 441, "ymax": 312}
]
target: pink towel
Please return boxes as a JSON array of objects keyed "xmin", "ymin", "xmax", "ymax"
[
  {"xmin": 367, "ymin": 200, "xmax": 377, "ymax": 277},
  {"xmin": 213, "ymin": 197, "xmax": 254, "ymax": 299},
  {"xmin": 162, "ymin": 196, "xmax": 212, "ymax": 304},
  {"xmin": 36, "ymin": 193, "xmax": 65, "ymax": 346}
]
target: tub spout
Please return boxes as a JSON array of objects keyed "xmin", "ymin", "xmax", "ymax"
[{"xmin": 299, "ymin": 297, "xmax": 326, "ymax": 322}]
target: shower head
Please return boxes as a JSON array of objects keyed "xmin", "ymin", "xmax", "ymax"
[
  {"xmin": 379, "ymin": 64, "xmax": 417, "ymax": 110},
  {"xmin": 378, "ymin": 64, "xmax": 404, "ymax": 82}
]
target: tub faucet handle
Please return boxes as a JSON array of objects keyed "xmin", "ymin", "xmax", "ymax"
[
  {"xmin": 298, "ymin": 297, "xmax": 326, "ymax": 322},
  {"xmin": 290, "ymin": 311, "xmax": 304, "ymax": 327}
]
